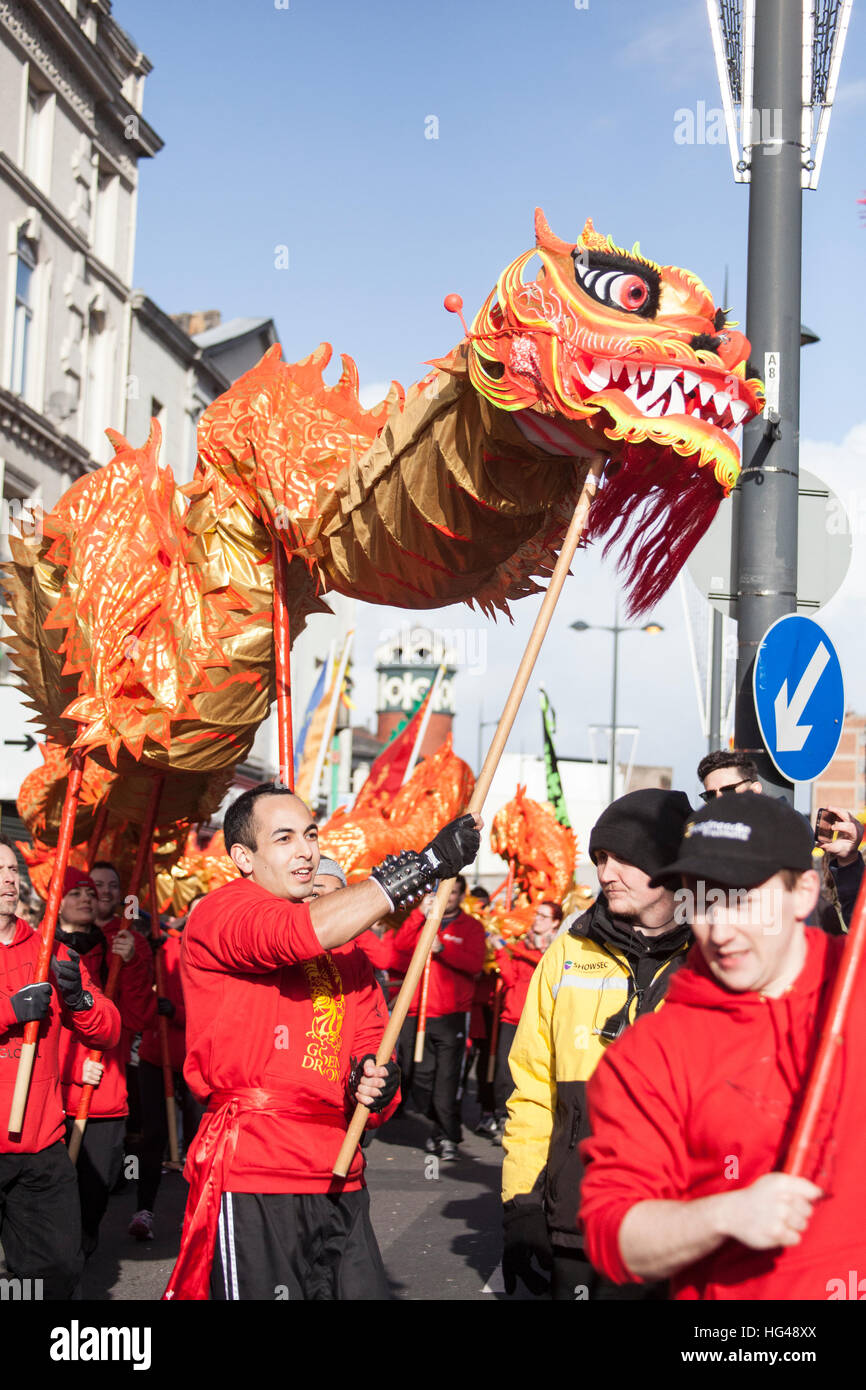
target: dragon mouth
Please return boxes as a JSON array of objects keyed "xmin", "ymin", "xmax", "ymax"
[{"xmin": 572, "ymin": 357, "xmax": 757, "ymax": 432}]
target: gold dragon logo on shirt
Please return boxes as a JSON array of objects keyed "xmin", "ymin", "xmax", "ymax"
[{"xmin": 300, "ymin": 953, "xmax": 345, "ymax": 1084}]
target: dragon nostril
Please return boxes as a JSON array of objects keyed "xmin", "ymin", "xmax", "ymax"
[{"xmin": 690, "ymin": 333, "xmax": 722, "ymax": 352}]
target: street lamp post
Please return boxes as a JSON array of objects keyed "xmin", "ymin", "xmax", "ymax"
[{"xmin": 571, "ymin": 599, "xmax": 664, "ymax": 805}]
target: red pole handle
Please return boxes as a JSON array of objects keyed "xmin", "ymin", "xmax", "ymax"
[
  {"xmin": 413, "ymin": 950, "xmax": 433, "ymax": 1064},
  {"xmin": 783, "ymin": 872, "xmax": 866, "ymax": 1177},
  {"xmin": 148, "ymin": 842, "xmax": 179, "ymax": 1163},
  {"xmin": 9, "ymin": 749, "xmax": 85, "ymax": 1135},
  {"xmin": 273, "ymin": 541, "xmax": 295, "ymax": 790}
]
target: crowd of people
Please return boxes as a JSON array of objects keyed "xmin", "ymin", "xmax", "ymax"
[{"xmin": 0, "ymin": 746, "xmax": 863, "ymax": 1301}]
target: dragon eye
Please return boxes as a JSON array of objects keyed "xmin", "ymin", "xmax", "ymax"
[
  {"xmin": 610, "ymin": 274, "xmax": 649, "ymax": 311},
  {"xmin": 573, "ymin": 254, "xmax": 658, "ymax": 317}
]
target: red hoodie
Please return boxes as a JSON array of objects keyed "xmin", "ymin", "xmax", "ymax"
[
  {"xmin": 392, "ymin": 908, "xmax": 486, "ymax": 1017},
  {"xmin": 0, "ymin": 919, "xmax": 121, "ymax": 1153},
  {"xmin": 579, "ymin": 929, "xmax": 862, "ymax": 1300},
  {"xmin": 58, "ymin": 918, "xmax": 155, "ymax": 1118},
  {"xmin": 495, "ymin": 941, "xmax": 542, "ymax": 1025}
]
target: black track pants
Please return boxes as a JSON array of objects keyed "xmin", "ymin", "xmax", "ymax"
[{"xmin": 209, "ymin": 1188, "xmax": 390, "ymax": 1301}]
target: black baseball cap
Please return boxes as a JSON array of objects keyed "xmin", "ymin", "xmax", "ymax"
[{"xmin": 648, "ymin": 791, "xmax": 814, "ymax": 889}]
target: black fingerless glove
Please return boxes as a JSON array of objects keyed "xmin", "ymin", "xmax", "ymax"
[
  {"xmin": 370, "ymin": 814, "xmax": 480, "ymax": 911},
  {"xmin": 51, "ymin": 950, "xmax": 93, "ymax": 1013},
  {"xmin": 157, "ymin": 996, "xmax": 175, "ymax": 1018},
  {"xmin": 422, "ymin": 814, "xmax": 481, "ymax": 879},
  {"xmin": 347, "ymin": 1054, "xmax": 401, "ymax": 1114},
  {"xmin": 10, "ymin": 982, "xmax": 53, "ymax": 1024}
]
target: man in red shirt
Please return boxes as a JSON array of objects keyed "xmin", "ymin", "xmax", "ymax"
[
  {"xmin": 164, "ymin": 784, "xmax": 480, "ymax": 1300},
  {"xmin": 393, "ymin": 875, "xmax": 487, "ymax": 1161},
  {"xmin": 579, "ymin": 793, "xmax": 861, "ymax": 1300},
  {"xmin": 0, "ymin": 835, "xmax": 120, "ymax": 1298}
]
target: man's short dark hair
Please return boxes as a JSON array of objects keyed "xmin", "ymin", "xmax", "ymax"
[
  {"xmin": 0, "ymin": 834, "xmax": 14, "ymax": 851},
  {"xmin": 696, "ymin": 750, "xmax": 761, "ymax": 785},
  {"xmin": 470, "ymin": 884, "xmax": 490, "ymax": 903},
  {"xmin": 90, "ymin": 860, "xmax": 120, "ymax": 880},
  {"xmin": 455, "ymin": 874, "xmax": 467, "ymax": 894},
  {"xmin": 223, "ymin": 783, "xmax": 308, "ymax": 854}
]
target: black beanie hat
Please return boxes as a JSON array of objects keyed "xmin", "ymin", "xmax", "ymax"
[{"xmin": 588, "ymin": 789, "xmax": 693, "ymax": 879}]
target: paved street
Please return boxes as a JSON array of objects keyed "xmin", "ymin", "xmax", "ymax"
[{"xmin": 80, "ymin": 1093, "xmax": 534, "ymax": 1302}]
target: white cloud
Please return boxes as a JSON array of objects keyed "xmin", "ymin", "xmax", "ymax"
[{"xmin": 358, "ymin": 381, "xmax": 392, "ymax": 409}]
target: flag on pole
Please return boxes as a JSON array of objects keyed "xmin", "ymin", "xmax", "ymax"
[
  {"xmin": 540, "ymin": 686, "xmax": 572, "ymax": 828},
  {"xmin": 293, "ymin": 663, "xmax": 328, "ymax": 779},
  {"xmin": 352, "ymin": 678, "xmax": 438, "ymax": 815}
]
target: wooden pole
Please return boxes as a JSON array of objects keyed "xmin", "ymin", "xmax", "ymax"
[
  {"xmin": 85, "ymin": 798, "xmax": 110, "ymax": 870},
  {"xmin": 334, "ymin": 455, "xmax": 604, "ymax": 1175},
  {"xmin": 273, "ymin": 541, "xmax": 295, "ymax": 790},
  {"xmin": 66, "ymin": 775, "xmax": 164, "ymax": 1160},
  {"xmin": 147, "ymin": 843, "xmax": 180, "ymax": 1164},
  {"xmin": 9, "ymin": 749, "xmax": 85, "ymax": 1135},
  {"xmin": 783, "ymin": 872, "xmax": 866, "ymax": 1177}
]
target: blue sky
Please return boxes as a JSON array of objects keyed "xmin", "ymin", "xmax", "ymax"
[{"xmin": 111, "ymin": 0, "xmax": 866, "ymax": 806}]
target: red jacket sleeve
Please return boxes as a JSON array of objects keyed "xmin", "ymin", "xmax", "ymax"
[
  {"xmin": 0, "ymin": 995, "xmax": 16, "ymax": 1032},
  {"xmin": 59, "ymin": 948, "xmax": 122, "ymax": 1051},
  {"xmin": 114, "ymin": 931, "xmax": 156, "ymax": 1033},
  {"xmin": 185, "ymin": 891, "xmax": 322, "ymax": 975},
  {"xmin": 437, "ymin": 913, "xmax": 486, "ymax": 978},
  {"xmin": 578, "ymin": 1020, "xmax": 692, "ymax": 1285}
]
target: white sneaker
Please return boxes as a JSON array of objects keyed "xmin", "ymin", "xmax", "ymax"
[
  {"xmin": 128, "ymin": 1209, "xmax": 154, "ymax": 1241},
  {"xmin": 440, "ymin": 1140, "xmax": 459, "ymax": 1161}
]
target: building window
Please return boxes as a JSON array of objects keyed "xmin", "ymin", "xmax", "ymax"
[
  {"xmin": 91, "ymin": 163, "xmax": 118, "ymax": 268},
  {"xmin": 23, "ymin": 76, "xmax": 52, "ymax": 193},
  {"xmin": 10, "ymin": 233, "xmax": 36, "ymax": 398}
]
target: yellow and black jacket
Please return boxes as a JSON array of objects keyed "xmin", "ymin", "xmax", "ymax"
[{"xmin": 501, "ymin": 899, "xmax": 691, "ymax": 1246}]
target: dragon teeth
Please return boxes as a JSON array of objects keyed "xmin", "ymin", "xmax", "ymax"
[
  {"xmin": 639, "ymin": 365, "xmax": 653, "ymax": 386},
  {"xmin": 666, "ymin": 381, "xmax": 686, "ymax": 416},
  {"xmin": 713, "ymin": 390, "xmax": 731, "ymax": 417},
  {"xmin": 682, "ymin": 370, "xmax": 700, "ymax": 395},
  {"xmin": 584, "ymin": 360, "xmax": 611, "ymax": 391},
  {"xmin": 643, "ymin": 367, "xmax": 679, "ymax": 407},
  {"xmin": 609, "ymin": 359, "xmax": 624, "ymax": 383},
  {"xmin": 729, "ymin": 399, "xmax": 749, "ymax": 426},
  {"xmin": 626, "ymin": 363, "xmax": 638, "ymax": 383},
  {"xmin": 697, "ymin": 380, "xmax": 715, "ymax": 407}
]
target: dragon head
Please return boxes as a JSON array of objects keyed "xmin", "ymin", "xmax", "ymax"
[
  {"xmin": 464, "ymin": 210, "xmax": 764, "ymax": 612},
  {"xmin": 468, "ymin": 209, "xmax": 763, "ymax": 492}
]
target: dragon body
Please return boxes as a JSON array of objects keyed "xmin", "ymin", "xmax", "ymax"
[{"xmin": 4, "ymin": 211, "xmax": 763, "ymax": 824}]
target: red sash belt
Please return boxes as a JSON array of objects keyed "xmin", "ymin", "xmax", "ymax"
[{"xmin": 162, "ymin": 1087, "xmax": 347, "ymax": 1301}]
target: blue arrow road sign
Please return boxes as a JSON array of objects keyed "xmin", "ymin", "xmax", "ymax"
[{"xmin": 753, "ymin": 615, "xmax": 845, "ymax": 783}]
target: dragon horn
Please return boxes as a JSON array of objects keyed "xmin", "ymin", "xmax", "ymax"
[{"xmin": 534, "ymin": 208, "xmax": 575, "ymax": 256}]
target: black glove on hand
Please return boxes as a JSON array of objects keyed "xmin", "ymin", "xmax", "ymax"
[
  {"xmin": 422, "ymin": 814, "xmax": 481, "ymax": 879},
  {"xmin": 502, "ymin": 1200, "xmax": 554, "ymax": 1296},
  {"xmin": 157, "ymin": 996, "xmax": 175, "ymax": 1018},
  {"xmin": 51, "ymin": 950, "xmax": 92, "ymax": 1013},
  {"xmin": 10, "ymin": 982, "xmax": 53, "ymax": 1024},
  {"xmin": 348, "ymin": 1055, "xmax": 401, "ymax": 1114}
]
